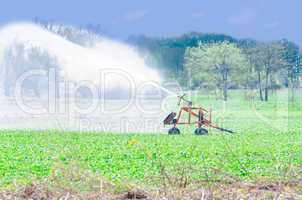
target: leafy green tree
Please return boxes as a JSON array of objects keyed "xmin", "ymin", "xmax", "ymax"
[
  {"xmin": 244, "ymin": 44, "xmax": 268, "ymax": 101},
  {"xmin": 258, "ymin": 42, "xmax": 285, "ymax": 101},
  {"xmin": 128, "ymin": 33, "xmax": 237, "ymax": 78},
  {"xmin": 239, "ymin": 40, "xmax": 265, "ymax": 100},
  {"xmin": 184, "ymin": 42, "xmax": 248, "ymax": 101},
  {"xmin": 299, "ymin": 52, "xmax": 302, "ymax": 84},
  {"xmin": 279, "ymin": 39, "xmax": 301, "ymax": 101}
]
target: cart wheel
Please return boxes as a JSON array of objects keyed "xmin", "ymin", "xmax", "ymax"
[
  {"xmin": 168, "ymin": 127, "xmax": 180, "ymax": 135},
  {"xmin": 194, "ymin": 127, "xmax": 208, "ymax": 135}
]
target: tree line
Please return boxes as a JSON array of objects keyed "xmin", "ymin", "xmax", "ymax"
[
  {"xmin": 31, "ymin": 20, "xmax": 302, "ymax": 101},
  {"xmin": 128, "ymin": 33, "xmax": 302, "ymax": 101}
]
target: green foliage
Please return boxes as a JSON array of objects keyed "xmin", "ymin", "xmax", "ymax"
[
  {"xmin": 128, "ymin": 33, "xmax": 302, "ymax": 97},
  {"xmin": 128, "ymin": 33, "xmax": 238, "ymax": 76},
  {"xmin": 184, "ymin": 42, "xmax": 249, "ymax": 100},
  {"xmin": 280, "ymin": 39, "xmax": 301, "ymax": 79},
  {"xmin": 0, "ymin": 90, "xmax": 301, "ymax": 188}
]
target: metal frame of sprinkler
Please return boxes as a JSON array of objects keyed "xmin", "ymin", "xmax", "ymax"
[{"xmin": 163, "ymin": 94, "xmax": 234, "ymax": 135}]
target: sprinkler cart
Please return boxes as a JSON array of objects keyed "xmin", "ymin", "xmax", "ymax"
[{"xmin": 163, "ymin": 94, "xmax": 234, "ymax": 135}]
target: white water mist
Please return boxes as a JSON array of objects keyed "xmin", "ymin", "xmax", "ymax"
[{"xmin": 0, "ymin": 22, "xmax": 161, "ymax": 97}]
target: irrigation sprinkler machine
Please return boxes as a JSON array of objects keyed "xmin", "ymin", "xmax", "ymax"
[{"xmin": 163, "ymin": 94, "xmax": 234, "ymax": 135}]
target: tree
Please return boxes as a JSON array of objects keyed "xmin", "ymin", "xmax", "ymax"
[
  {"xmin": 279, "ymin": 39, "xmax": 301, "ymax": 101},
  {"xmin": 258, "ymin": 42, "xmax": 284, "ymax": 101},
  {"xmin": 184, "ymin": 42, "xmax": 248, "ymax": 101},
  {"xmin": 298, "ymin": 52, "xmax": 302, "ymax": 85},
  {"xmin": 127, "ymin": 33, "xmax": 238, "ymax": 80},
  {"xmin": 240, "ymin": 40, "xmax": 265, "ymax": 101},
  {"xmin": 2, "ymin": 42, "xmax": 59, "ymax": 97}
]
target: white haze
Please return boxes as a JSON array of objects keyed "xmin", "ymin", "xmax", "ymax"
[
  {"xmin": 0, "ymin": 22, "xmax": 161, "ymax": 93},
  {"xmin": 0, "ymin": 22, "xmax": 171, "ymax": 132}
]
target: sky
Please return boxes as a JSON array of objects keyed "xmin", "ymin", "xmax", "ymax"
[{"xmin": 0, "ymin": 0, "xmax": 300, "ymax": 46}]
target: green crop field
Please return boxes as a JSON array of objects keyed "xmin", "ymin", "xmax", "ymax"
[{"xmin": 0, "ymin": 90, "xmax": 301, "ymax": 198}]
